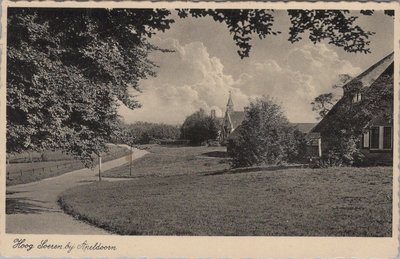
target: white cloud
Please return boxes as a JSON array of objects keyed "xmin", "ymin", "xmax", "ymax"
[
  {"xmin": 119, "ymin": 37, "xmax": 252, "ymax": 124},
  {"xmin": 119, "ymin": 39, "xmax": 362, "ymax": 124}
]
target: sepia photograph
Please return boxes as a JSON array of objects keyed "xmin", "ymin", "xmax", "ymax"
[{"xmin": 1, "ymin": 1, "xmax": 399, "ymax": 257}]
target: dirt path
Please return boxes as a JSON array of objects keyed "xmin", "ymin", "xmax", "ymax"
[{"xmin": 6, "ymin": 147, "xmax": 148, "ymax": 234}]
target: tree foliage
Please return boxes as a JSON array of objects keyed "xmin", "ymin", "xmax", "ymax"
[
  {"xmin": 7, "ymin": 8, "xmax": 174, "ymax": 165},
  {"xmin": 227, "ymin": 97, "xmax": 300, "ymax": 168},
  {"xmin": 180, "ymin": 109, "xmax": 219, "ymax": 146},
  {"xmin": 311, "ymin": 74, "xmax": 352, "ymax": 120}
]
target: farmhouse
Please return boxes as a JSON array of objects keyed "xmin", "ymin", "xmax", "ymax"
[{"xmin": 308, "ymin": 52, "xmax": 394, "ymax": 165}]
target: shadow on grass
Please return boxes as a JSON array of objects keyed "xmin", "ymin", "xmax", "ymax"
[
  {"xmin": 6, "ymin": 197, "xmax": 53, "ymax": 215},
  {"xmin": 202, "ymin": 164, "xmax": 305, "ymax": 176},
  {"xmin": 201, "ymin": 151, "xmax": 228, "ymax": 158}
]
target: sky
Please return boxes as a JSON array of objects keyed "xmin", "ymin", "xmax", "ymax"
[{"xmin": 119, "ymin": 10, "xmax": 394, "ymax": 124}]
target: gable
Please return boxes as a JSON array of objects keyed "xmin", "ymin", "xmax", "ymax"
[
  {"xmin": 291, "ymin": 123, "xmax": 317, "ymax": 134},
  {"xmin": 230, "ymin": 111, "xmax": 245, "ymax": 129}
]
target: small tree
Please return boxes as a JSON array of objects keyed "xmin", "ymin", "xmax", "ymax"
[
  {"xmin": 181, "ymin": 109, "xmax": 219, "ymax": 146},
  {"xmin": 311, "ymin": 74, "xmax": 352, "ymax": 120},
  {"xmin": 227, "ymin": 97, "xmax": 298, "ymax": 168}
]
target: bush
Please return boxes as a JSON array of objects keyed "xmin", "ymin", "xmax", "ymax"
[
  {"xmin": 227, "ymin": 97, "xmax": 300, "ymax": 168},
  {"xmin": 181, "ymin": 109, "xmax": 220, "ymax": 146}
]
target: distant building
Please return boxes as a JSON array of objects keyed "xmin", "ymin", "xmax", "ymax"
[
  {"xmin": 218, "ymin": 92, "xmax": 316, "ymax": 144},
  {"xmin": 308, "ymin": 52, "xmax": 394, "ymax": 165},
  {"xmin": 219, "ymin": 92, "xmax": 245, "ymax": 143}
]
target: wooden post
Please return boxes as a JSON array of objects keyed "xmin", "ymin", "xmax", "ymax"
[
  {"xmin": 98, "ymin": 155, "xmax": 102, "ymax": 181},
  {"xmin": 129, "ymin": 146, "xmax": 133, "ymax": 176}
]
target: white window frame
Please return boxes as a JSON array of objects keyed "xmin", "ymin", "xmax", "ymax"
[
  {"xmin": 352, "ymin": 92, "xmax": 362, "ymax": 103},
  {"xmin": 369, "ymin": 126, "xmax": 392, "ymax": 151}
]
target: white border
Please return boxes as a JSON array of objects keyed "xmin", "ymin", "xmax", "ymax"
[{"xmin": 1, "ymin": 1, "xmax": 399, "ymax": 258}]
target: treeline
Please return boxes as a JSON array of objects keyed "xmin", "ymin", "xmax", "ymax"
[{"xmin": 115, "ymin": 122, "xmax": 181, "ymax": 145}]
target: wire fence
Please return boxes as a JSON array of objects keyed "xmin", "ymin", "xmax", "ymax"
[{"xmin": 6, "ymin": 149, "xmax": 131, "ymax": 184}]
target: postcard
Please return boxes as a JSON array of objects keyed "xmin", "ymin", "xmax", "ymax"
[{"xmin": 1, "ymin": 1, "xmax": 399, "ymax": 258}]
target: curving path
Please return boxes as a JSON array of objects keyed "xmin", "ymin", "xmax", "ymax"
[{"xmin": 6, "ymin": 147, "xmax": 148, "ymax": 234}]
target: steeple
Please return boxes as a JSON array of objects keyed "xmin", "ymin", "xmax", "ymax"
[{"xmin": 226, "ymin": 91, "xmax": 234, "ymax": 113}]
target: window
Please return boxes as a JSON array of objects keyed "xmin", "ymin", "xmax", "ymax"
[
  {"xmin": 352, "ymin": 92, "xmax": 362, "ymax": 103},
  {"xmin": 362, "ymin": 131, "xmax": 370, "ymax": 148},
  {"xmin": 370, "ymin": 127, "xmax": 380, "ymax": 149},
  {"xmin": 383, "ymin": 127, "xmax": 392, "ymax": 149},
  {"xmin": 369, "ymin": 126, "xmax": 392, "ymax": 150}
]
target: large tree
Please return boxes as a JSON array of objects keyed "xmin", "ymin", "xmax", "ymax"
[{"xmin": 7, "ymin": 8, "xmax": 393, "ymax": 165}]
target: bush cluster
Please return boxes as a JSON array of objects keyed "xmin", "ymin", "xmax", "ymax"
[
  {"xmin": 180, "ymin": 109, "xmax": 220, "ymax": 146},
  {"xmin": 227, "ymin": 97, "xmax": 305, "ymax": 168}
]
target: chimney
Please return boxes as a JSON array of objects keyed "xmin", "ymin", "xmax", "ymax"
[{"xmin": 210, "ymin": 109, "xmax": 216, "ymax": 119}]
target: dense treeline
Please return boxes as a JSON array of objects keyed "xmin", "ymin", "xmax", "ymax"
[{"xmin": 116, "ymin": 122, "xmax": 181, "ymax": 145}]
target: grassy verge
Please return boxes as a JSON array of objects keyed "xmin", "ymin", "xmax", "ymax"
[
  {"xmin": 103, "ymin": 145, "xmax": 230, "ymax": 178},
  {"xmin": 6, "ymin": 145, "xmax": 130, "ymax": 186},
  {"xmin": 59, "ymin": 165, "xmax": 392, "ymax": 236}
]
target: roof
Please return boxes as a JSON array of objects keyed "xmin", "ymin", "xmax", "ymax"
[
  {"xmin": 346, "ymin": 52, "xmax": 394, "ymax": 89},
  {"xmin": 312, "ymin": 52, "xmax": 394, "ymax": 133},
  {"xmin": 229, "ymin": 111, "xmax": 245, "ymax": 129},
  {"xmin": 290, "ymin": 123, "xmax": 317, "ymax": 133}
]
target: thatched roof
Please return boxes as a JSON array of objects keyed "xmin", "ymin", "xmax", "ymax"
[{"xmin": 312, "ymin": 52, "xmax": 394, "ymax": 133}]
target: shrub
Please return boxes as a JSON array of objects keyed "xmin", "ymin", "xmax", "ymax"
[
  {"xmin": 181, "ymin": 109, "xmax": 220, "ymax": 146},
  {"xmin": 227, "ymin": 97, "xmax": 299, "ymax": 168}
]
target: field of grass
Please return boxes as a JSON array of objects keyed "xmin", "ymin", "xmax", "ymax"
[
  {"xmin": 6, "ymin": 145, "xmax": 130, "ymax": 186},
  {"xmin": 59, "ymin": 145, "xmax": 392, "ymax": 236},
  {"xmin": 103, "ymin": 145, "xmax": 230, "ymax": 178}
]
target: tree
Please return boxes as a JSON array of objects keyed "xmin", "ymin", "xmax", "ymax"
[
  {"xmin": 311, "ymin": 74, "xmax": 352, "ymax": 120},
  {"xmin": 227, "ymin": 97, "xmax": 298, "ymax": 168},
  {"xmin": 7, "ymin": 8, "xmax": 393, "ymax": 165},
  {"xmin": 7, "ymin": 8, "xmax": 174, "ymax": 165},
  {"xmin": 181, "ymin": 109, "xmax": 219, "ymax": 146},
  {"xmin": 311, "ymin": 93, "xmax": 337, "ymax": 120}
]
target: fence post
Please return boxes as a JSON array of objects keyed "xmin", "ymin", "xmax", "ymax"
[
  {"xmin": 130, "ymin": 146, "xmax": 133, "ymax": 176},
  {"xmin": 98, "ymin": 155, "xmax": 102, "ymax": 181}
]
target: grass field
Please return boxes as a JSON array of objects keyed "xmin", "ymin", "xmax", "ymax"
[
  {"xmin": 6, "ymin": 145, "xmax": 130, "ymax": 186},
  {"xmin": 59, "ymin": 145, "xmax": 392, "ymax": 236},
  {"xmin": 103, "ymin": 145, "xmax": 230, "ymax": 178}
]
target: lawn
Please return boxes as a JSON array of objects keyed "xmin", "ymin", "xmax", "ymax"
[
  {"xmin": 6, "ymin": 145, "xmax": 130, "ymax": 186},
  {"xmin": 59, "ymin": 145, "xmax": 392, "ymax": 236},
  {"xmin": 102, "ymin": 145, "xmax": 230, "ymax": 178}
]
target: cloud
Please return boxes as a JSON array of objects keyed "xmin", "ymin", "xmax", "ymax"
[
  {"xmin": 119, "ymin": 39, "xmax": 362, "ymax": 124},
  {"xmin": 119, "ymin": 37, "xmax": 253, "ymax": 124},
  {"xmin": 232, "ymin": 43, "xmax": 362, "ymax": 122}
]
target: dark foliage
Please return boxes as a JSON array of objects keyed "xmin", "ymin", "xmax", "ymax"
[
  {"xmin": 181, "ymin": 109, "xmax": 220, "ymax": 146},
  {"xmin": 227, "ymin": 97, "xmax": 299, "ymax": 168}
]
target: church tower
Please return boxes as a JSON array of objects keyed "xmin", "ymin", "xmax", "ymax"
[{"xmin": 226, "ymin": 91, "xmax": 234, "ymax": 114}]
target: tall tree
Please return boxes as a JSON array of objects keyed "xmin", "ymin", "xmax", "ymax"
[{"xmin": 7, "ymin": 8, "xmax": 173, "ymax": 165}]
